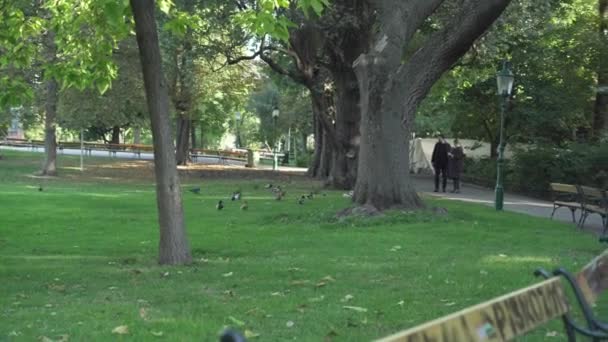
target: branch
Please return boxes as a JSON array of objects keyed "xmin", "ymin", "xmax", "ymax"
[
  {"xmin": 226, "ymin": 39, "xmax": 267, "ymax": 65},
  {"xmin": 260, "ymin": 51, "xmax": 307, "ymax": 84},
  {"xmin": 398, "ymin": 0, "xmax": 512, "ymax": 119},
  {"xmin": 371, "ymin": 0, "xmax": 446, "ymax": 65}
]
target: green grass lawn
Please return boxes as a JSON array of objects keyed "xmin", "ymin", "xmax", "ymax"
[{"xmin": 0, "ymin": 150, "xmax": 605, "ymax": 341}]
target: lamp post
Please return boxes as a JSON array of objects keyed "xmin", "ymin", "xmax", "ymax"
[
  {"xmin": 495, "ymin": 61, "xmax": 514, "ymax": 211},
  {"xmin": 272, "ymin": 107, "xmax": 279, "ymax": 170},
  {"xmin": 235, "ymin": 111, "xmax": 242, "ymax": 148}
]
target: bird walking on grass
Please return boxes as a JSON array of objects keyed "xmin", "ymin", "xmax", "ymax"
[
  {"xmin": 275, "ymin": 190, "xmax": 286, "ymax": 201},
  {"xmin": 240, "ymin": 201, "xmax": 249, "ymax": 210},
  {"xmin": 298, "ymin": 196, "xmax": 305, "ymax": 205},
  {"xmin": 231, "ymin": 191, "xmax": 241, "ymax": 201},
  {"xmin": 216, "ymin": 200, "xmax": 224, "ymax": 210},
  {"xmin": 189, "ymin": 187, "xmax": 201, "ymax": 194}
]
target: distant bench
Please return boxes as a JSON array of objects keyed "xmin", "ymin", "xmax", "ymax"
[{"xmin": 550, "ymin": 183, "xmax": 608, "ymax": 234}]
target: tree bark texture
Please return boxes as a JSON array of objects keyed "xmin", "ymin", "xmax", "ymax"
[
  {"xmin": 352, "ymin": 0, "xmax": 512, "ymax": 210},
  {"xmin": 190, "ymin": 120, "xmax": 196, "ymax": 149},
  {"xmin": 131, "ymin": 0, "xmax": 192, "ymax": 265},
  {"xmin": 175, "ymin": 114, "xmax": 190, "ymax": 165},
  {"xmin": 330, "ymin": 69, "xmax": 360, "ymax": 189},
  {"xmin": 110, "ymin": 125, "xmax": 121, "ymax": 144},
  {"xmin": 593, "ymin": 0, "xmax": 608, "ymax": 136},
  {"xmin": 42, "ymin": 78, "xmax": 58, "ymax": 176},
  {"xmin": 41, "ymin": 30, "xmax": 58, "ymax": 176}
]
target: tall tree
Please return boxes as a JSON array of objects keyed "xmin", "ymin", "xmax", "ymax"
[
  {"xmin": 130, "ymin": 0, "xmax": 192, "ymax": 265},
  {"xmin": 352, "ymin": 0, "xmax": 512, "ymax": 210},
  {"xmin": 41, "ymin": 30, "xmax": 58, "ymax": 175},
  {"xmin": 594, "ymin": 0, "xmax": 608, "ymax": 137}
]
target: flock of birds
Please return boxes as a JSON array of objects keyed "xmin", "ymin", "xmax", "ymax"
[{"xmin": 187, "ymin": 183, "xmax": 325, "ymax": 211}]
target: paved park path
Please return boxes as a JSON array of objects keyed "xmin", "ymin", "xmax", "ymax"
[{"xmin": 413, "ymin": 175, "xmax": 605, "ymax": 235}]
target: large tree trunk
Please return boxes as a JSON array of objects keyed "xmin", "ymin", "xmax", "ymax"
[
  {"xmin": 175, "ymin": 114, "xmax": 190, "ymax": 165},
  {"xmin": 41, "ymin": 78, "xmax": 58, "ymax": 176},
  {"xmin": 131, "ymin": 0, "xmax": 192, "ymax": 265},
  {"xmin": 352, "ymin": 0, "xmax": 512, "ymax": 210},
  {"xmin": 353, "ymin": 58, "xmax": 423, "ymax": 209},
  {"xmin": 110, "ymin": 125, "xmax": 120, "ymax": 144},
  {"xmin": 593, "ymin": 0, "xmax": 608, "ymax": 136},
  {"xmin": 331, "ymin": 69, "xmax": 360, "ymax": 189}
]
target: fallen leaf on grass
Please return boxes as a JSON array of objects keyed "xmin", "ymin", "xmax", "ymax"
[
  {"xmin": 150, "ymin": 331, "xmax": 163, "ymax": 337},
  {"xmin": 397, "ymin": 300, "xmax": 405, "ymax": 306},
  {"xmin": 389, "ymin": 245, "xmax": 402, "ymax": 252},
  {"xmin": 228, "ymin": 316, "xmax": 245, "ymax": 327},
  {"xmin": 222, "ymin": 272, "xmax": 234, "ymax": 277},
  {"xmin": 309, "ymin": 295, "xmax": 325, "ymax": 302},
  {"xmin": 315, "ymin": 281, "xmax": 327, "ymax": 288},
  {"xmin": 445, "ymin": 302, "xmax": 456, "ymax": 306},
  {"xmin": 244, "ymin": 330, "xmax": 260, "ymax": 338},
  {"xmin": 161, "ymin": 272, "xmax": 170, "ymax": 277},
  {"xmin": 270, "ymin": 292, "xmax": 284, "ymax": 297},
  {"xmin": 546, "ymin": 331, "xmax": 558, "ymax": 337},
  {"xmin": 286, "ymin": 321, "xmax": 295, "ymax": 328},
  {"xmin": 39, "ymin": 336, "xmax": 53, "ymax": 342},
  {"xmin": 343, "ymin": 306, "xmax": 368, "ymax": 313},
  {"xmin": 290, "ymin": 280, "xmax": 310, "ymax": 286},
  {"xmin": 340, "ymin": 294, "xmax": 354, "ymax": 302},
  {"xmin": 498, "ymin": 254, "xmax": 508, "ymax": 258},
  {"xmin": 111, "ymin": 325, "xmax": 129, "ymax": 335},
  {"xmin": 321, "ymin": 275, "xmax": 336, "ymax": 282},
  {"xmin": 139, "ymin": 307, "xmax": 148, "ymax": 320}
]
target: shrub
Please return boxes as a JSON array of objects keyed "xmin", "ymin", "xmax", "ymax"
[{"xmin": 463, "ymin": 143, "xmax": 608, "ymax": 198}]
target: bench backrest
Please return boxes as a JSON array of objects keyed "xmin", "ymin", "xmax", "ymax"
[
  {"xmin": 550, "ymin": 183, "xmax": 580, "ymax": 202},
  {"xmin": 578, "ymin": 185, "xmax": 607, "ymax": 207},
  {"xmin": 376, "ymin": 278, "xmax": 569, "ymax": 342},
  {"xmin": 576, "ymin": 249, "xmax": 608, "ymax": 304},
  {"xmin": 550, "ymin": 183, "xmax": 578, "ymax": 194}
]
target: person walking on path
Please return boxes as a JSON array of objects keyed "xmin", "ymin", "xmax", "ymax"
[
  {"xmin": 431, "ymin": 134, "xmax": 450, "ymax": 192},
  {"xmin": 448, "ymin": 138, "xmax": 465, "ymax": 193}
]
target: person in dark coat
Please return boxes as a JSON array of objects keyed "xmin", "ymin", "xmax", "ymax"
[
  {"xmin": 431, "ymin": 134, "xmax": 450, "ymax": 192},
  {"xmin": 448, "ymin": 138, "xmax": 465, "ymax": 193}
]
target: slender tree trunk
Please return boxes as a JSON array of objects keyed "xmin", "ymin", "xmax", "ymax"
[
  {"xmin": 190, "ymin": 120, "xmax": 196, "ymax": 149},
  {"xmin": 110, "ymin": 126, "xmax": 121, "ymax": 144},
  {"xmin": 41, "ymin": 29, "xmax": 58, "ymax": 176},
  {"xmin": 175, "ymin": 114, "xmax": 190, "ymax": 165},
  {"xmin": 593, "ymin": 0, "xmax": 608, "ymax": 136},
  {"xmin": 309, "ymin": 106, "xmax": 323, "ymax": 177},
  {"xmin": 41, "ymin": 78, "xmax": 58, "ymax": 176},
  {"xmin": 133, "ymin": 127, "xmax": 142, "ymax": 144},
  {"xmin": 131, "ymin": 0, "xmax": 191, "ymax": 265},
  {"xmin": 199, "ymin": 123, "xmax": 205, "ymax": 149}
]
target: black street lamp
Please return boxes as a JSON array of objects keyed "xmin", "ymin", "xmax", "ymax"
[
  {"xmin": 272, "ymin": 107, "xmax": 280, "ymax": 170},
  {"xmin": 495, "ymin": 61, "xmax": 514, "ymax": 211}
]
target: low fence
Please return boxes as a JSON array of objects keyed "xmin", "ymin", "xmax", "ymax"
[{"xmin": 0, "ymin": 138, "xmax": 286, "ymax": 166}]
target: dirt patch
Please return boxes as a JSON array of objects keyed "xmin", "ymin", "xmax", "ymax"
[
  {"xmin": 59, "ymin": 159, "xmax": 309, "ymax": 183},
  {"xmin": 336, "ymin": 204, "xmax": 383, "ymax": 218}
]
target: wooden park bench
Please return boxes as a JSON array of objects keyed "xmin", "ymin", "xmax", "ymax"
[
  {"xmin": 550, "ymin": 183, "xmax": 582, "ymax": 223},
  {"xmin": 578, "ymin": 185, "xmax": 608, "ymax": 235}
]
